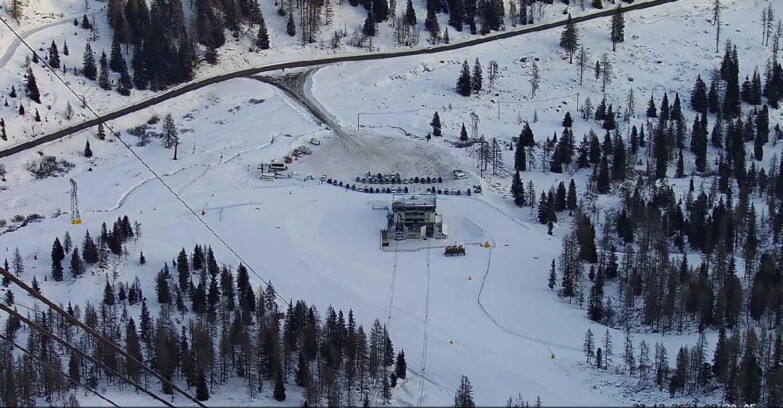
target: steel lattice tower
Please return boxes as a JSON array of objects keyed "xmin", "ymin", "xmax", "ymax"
[{"xmin": 70, "ymin": 178, "xmax": 81, "ymax": 224}]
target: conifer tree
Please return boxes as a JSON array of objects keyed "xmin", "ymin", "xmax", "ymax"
[
  {"xmin": 520, "ymin": 122, "xmax": 534, "ymax": 147},
  {"xmin": 12, "ymin": 248, "xmax": 23, "ymax": 277},
  {"xmin": 587, "ymin": 267, "xmax": 605, "ymax": 321},
  {"xmin": 117, "ymin": 61, "xmax": 132, "ymax": 95},
  {"xmin": 567, "ymin": 179, "xmax": 577, "ymax": 211},
  {"xmin": 31, "ymin": 276, "xmax": 41, "ymax": 293},
  {"xmin": 610, "ymin": 5, "xmax": 624, "ymax": 51},
  {"xmin": 646, "ymin": 94, "xmax": 657, "ymax": 117},
  {"xmin": 83, "ymin": 43, "xmax": 97, "ymax": 80},
  {"xmin": 600, "ymin": 54, "xmax": 613, "ymax": 92},
  {"xmin": 584, "ymin": 329, "xmax": 595, "ymax": 364},
  {"xmin": 603, "ymin": 329, "xmax": 613, "ymax": 369},
  {"xmin": 287, "ymin": 14, "xmax": 296, "ymax": 36},
  {"xmin": 84, "ymin": 140, "xmax": 93, "ymax": 158},
  {"xmin": 48, "ymin": 41, "xmax": 60, "ymax": 69},
  {"xmin": 515, "ymin": 143, "xmax": 526, "ymax": 171},
  {"xmin": 511, "ymin": 171, "xmax": 525, "ymax": 206},
  {"xmin": 691, "ymin": 75, "xmax": 708, "ymax": 114},
  {"xmin": 156, "ymin": 267, "xmax": 172, "ymax": 304},
  {"xmin": 274, "ymin": 369, "xmax": 286, "ymax": 401},
  {"xmin": 431, "ymin": 112, "xmax": 442, "ymax": 136},
  {"xmin": 257, "ymin": 15, "xmax": 270, "ymax": 50},
  {"xmin": 597, "ymin": 155, "xmax": 610, "ymax": 193},
  {"xmin": 196, "ymin": 370, "xmax": 210, "ymax": 401},
  {"xmin": 454, "ymin": 375, "xmax": 475, "ymax": 408},
  {"xmin": 99, "ymin": 51, "xmax": 111, "ymax": 90},
  {"xmin": 63, "ymin": 41, "xmax": 69, "ymax": 56},
  {"xmin": 103, "ymin": 277, "xmax": 115, "ymax": 305},
  {"xmin": 471, "ymin": 59, "xmax": 482, "ymax": 94},
  {"xmin": 25, "ymin": 67, "xmax": 40, "ymax": 103},
  {"xmin": 406, "ymin": 0, "xmax": 417, "ymax": 25},
  {"xmin": 559, "ymin": 14, "xmax": 579, "ymax": 63},
  {"xmin": 395, "ymin": 350, "xmax": 407, "ymax": 379},
  {"xmin": 109, "ymin": 35, "xmax": 124, "ymax": 72},
  {"xmin": 363, "ymin": 10, "xmax": 377, "ymax": 36},
  {"xmin": 70, "ymin": 248, "xmax": 83, "ymax": 277},
  {"xmin": 457, "ymin": 60, "xmax": 472, "ymax": 96}
]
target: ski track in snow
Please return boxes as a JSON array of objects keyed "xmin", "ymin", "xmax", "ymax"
[
  {"xmin": 90, "ymin": 166, "xmax": 187, "ymax": 212},
  {"xmin": 477, "ymin": 238, "xmax": 582, "ymax": 353},
  {"xmin": 0, "ymin": 12, "xmax": 100, "ymax": 70}
]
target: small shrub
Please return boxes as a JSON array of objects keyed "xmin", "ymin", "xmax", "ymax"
[
  {"xmin": 147, "ymin": 114, "xmax": 160, "ymax": 125},
  {"xmin": 25, "ymin": 214, "xmax": 43, "ymax": 223},
  {"xmin": 26, "ymin": 156, "xmax": 74, "ymax": 179}
]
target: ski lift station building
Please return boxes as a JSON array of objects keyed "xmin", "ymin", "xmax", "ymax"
[{"xmin": 381, "ymin": 194, "xmax": 446, "ymax": 245}]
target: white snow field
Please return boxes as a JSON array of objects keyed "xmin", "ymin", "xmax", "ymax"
[{"xmin": 0, "ymin": 0, "xmax": 780, "ymax": 405}]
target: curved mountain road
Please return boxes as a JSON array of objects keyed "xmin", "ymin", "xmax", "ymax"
[{"xmin": 0, "ymin": 0, "xmax": 679, "ymax": 159}]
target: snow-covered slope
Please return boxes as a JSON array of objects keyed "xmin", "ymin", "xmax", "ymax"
[{"xmin": 0, "ymin": 0, "xmax": 780, "ymax": 406}]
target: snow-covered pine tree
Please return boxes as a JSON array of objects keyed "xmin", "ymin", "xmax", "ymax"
[
  {"xmin": 559, "ymin": 14, "xmax": 579, "ymax": 63},
  {"xmin": 610, "ymin": 4, "xmax": 624, "ymax": 51}
]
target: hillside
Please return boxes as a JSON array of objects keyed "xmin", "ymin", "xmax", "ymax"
[{"xmin": 0, "ymin": 0, "xmax": 782, "ymax": 406}]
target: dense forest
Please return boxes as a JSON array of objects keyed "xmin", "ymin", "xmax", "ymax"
[
  {"xmin": 0, "ymin": 215, "xmax": 412, "ymax": 406},
  {"xmin": 498, "ymin": 31, "xmax": 783, "ymax": 406}
]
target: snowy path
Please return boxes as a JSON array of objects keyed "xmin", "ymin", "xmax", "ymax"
[
  {"xmin": 0, "ymin": 12, "xmax": 98, "ymax": 70},
  {"xmin": 477, "ymin": 239, "xmax": 582, "ymax": 353}
]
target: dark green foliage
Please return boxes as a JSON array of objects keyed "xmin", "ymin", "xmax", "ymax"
[
  {"xmin": 471, "ymin": 59, "xmax": 482, "ymax": 94},
  {"xmin": 196, "ymin": 370, "xmax": 209, "ymax": 401},
  {"xmin": 454, "ymin": 375, "xmax": 475, "ymax": 408},
  {"xmin": 431, "ymin": 112, "xmax": 442, "ymax": 136},
  {"xmin": 515, "ymin": 143, "xmax": 526, "ymax": 171},
  {"xmin": 48, "ymin": 41, "xmax": 60, "ymax": 69},
  {"xmin": 646, "ymin": 94, "xmax": 657, "ymax": 118},
  {"xmin": 519, "ymin": 122, "xmax": 534, "ymax": 147},
  {"xmin": 362, "ymin": 10, "xmax": 376, "ymax": 36},
  {"xmin": 610, "ymin": 5, "xmax": 624, "ymax": 51},
  {"xmin": 257, "ymin": 15, "xmax": 270, "ymax": 50},
  {"xmin": 84, "ymin": 141, "xmax": 93, "ymax": 157},
  {"xmin": 83, "ymin": 43, "xmax": 97, "ymax": 80},
  {"xmin": 287, "ymin": 14, "xmax": 296, "ymax": 36},
  {"xmin": 597, "ymin": 155, "xmax": 610, "ymax": 193},
  {"xmin": 406, "ymin": 0, "xmax": 417, "ymax": 26},
  {"xmin": 691, "ymin": 75, "xmax": 708, "ymax": 114},
  {"xmin": 395, "ymin": 350, "xmax": 407, "ymax": 379},
  {"xmin": 273, "ymin": 369, "xmax": 286, "ymax": 401},
  {"xmin": 25, "ymin": 67, "xmax": 40, "ymax": 103},
  {"xmin": 559, "ymin": 14, "xmax": 579, "ymax": 63},
  {"xmin": 457, "ymin": 60, "xmax": 472, "ymax": 96},
  {"xmin": 511, "ymin": 171, "xmax": 525, "ymax": 206}
]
